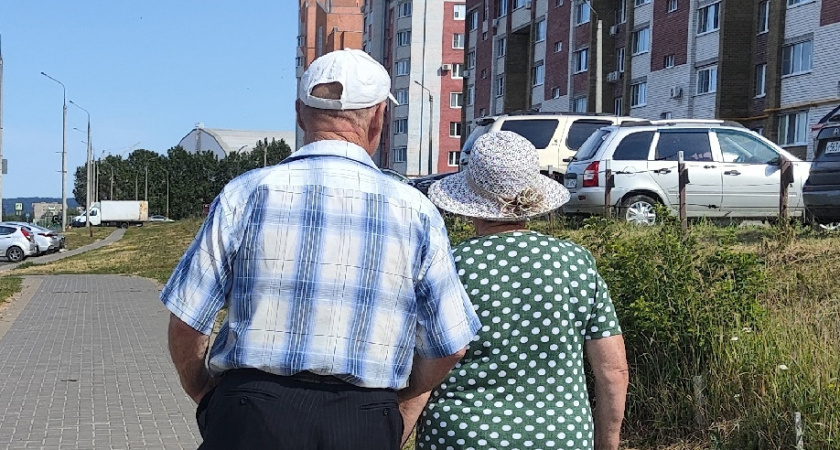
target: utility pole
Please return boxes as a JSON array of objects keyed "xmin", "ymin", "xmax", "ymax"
[
  {"xmin": 135, "ymin": 172, "xmax": 138, "ymax": 200},
  {"xmin": 41, "ymin": 72, "xmax": 68, "ymax": 231},
  {"xmin": 0, "ymin": 35, "xmax": 5, "ymax": 221},
  {"xmin": 144, "ymin": 165, "xmax": 148, "ymax": 201},
  {"xmin": 165, "ymin": 171, "xmax": 170, "ymax": 218}
]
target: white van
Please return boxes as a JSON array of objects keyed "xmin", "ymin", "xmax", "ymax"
[{"xmin": 459, "ymin": 112, "xmax": 643, "ymax": 177}]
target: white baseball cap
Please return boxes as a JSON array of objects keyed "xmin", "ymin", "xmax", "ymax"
[{"xmin": 298, "ymin": 48, "xmax": 398, "ymax": 110}]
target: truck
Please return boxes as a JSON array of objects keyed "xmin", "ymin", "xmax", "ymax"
[{"xmin": 74, "ymin": 201, "xmax": 149, "ymax": 228}]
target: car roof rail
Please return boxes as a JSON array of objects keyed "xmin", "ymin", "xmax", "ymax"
[
  {"xmin": 618, "ymin": 119, "xmax": 746, "ymax": 128},
  {"xmin": 504, "ymin": 110, "xmax": 623, "ymax": 118}
]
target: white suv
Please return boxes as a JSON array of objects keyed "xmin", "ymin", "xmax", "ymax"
[
  {"xmin": 563, "ymin": 120, "xmax": 811, "ymax": 224},
  {"xmin": 460, "ymin": 112, "xmax": 643, "ymax": 176}
]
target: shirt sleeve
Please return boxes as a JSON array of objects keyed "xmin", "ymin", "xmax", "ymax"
[
  {"xmin": 159, "ymin": 194, "xmax": 238, "ymax": 335},
  {"xmin": 584, "ymin": 265, "xmax": 622, "ymax": 340},
  {"xmin": 414, "ymin": 219, "xmax": 482, "ymax": 359}
]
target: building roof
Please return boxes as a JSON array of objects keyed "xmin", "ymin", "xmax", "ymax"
[{"xmin": 178, "ymin": 125, "xmax": 296, "ymax": 158}]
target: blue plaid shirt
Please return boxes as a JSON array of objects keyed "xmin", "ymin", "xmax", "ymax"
[{"xmin": 161, "ymin": 141, "xmax": 480, "ymax": 389}]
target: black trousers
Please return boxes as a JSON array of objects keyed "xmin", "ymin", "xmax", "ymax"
[{"xmin": 196, "ymin": 369, "xmax": 403, "ymax": 450}]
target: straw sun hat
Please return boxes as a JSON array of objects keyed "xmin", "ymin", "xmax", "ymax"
[{"xmin": 428, "ymin": 131, "xmax": 570, "ymax": 222}]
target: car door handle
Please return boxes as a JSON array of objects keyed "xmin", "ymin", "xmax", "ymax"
[
  {"xmin": 703, "ymin": 165, "xmax": 717, "ymax": 169},
  {"xmin": 655, "ymin": 168, "xmax": 672, "ymax": 174},
  {"xmin": 724, "ymin": 170, "xmax": 741, "ymax": 176}
]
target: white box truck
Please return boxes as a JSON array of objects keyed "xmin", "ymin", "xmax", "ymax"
[{"xmin": 81, "ymin": 201, "xmax": 149, "ymax": 228}]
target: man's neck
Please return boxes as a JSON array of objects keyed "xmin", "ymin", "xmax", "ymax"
[{"xmin": 305, "ymin": 132, "xmax": 373, "ymax": 155}]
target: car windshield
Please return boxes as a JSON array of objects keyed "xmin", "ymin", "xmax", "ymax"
[
  {"xmin": 499, "ymin": 119, "xmax": 559, "ymax": 149},
  {"xmin": 566, "ymin": 120, "xmax": 613, "ymax": 150},
  {"xmin": 461, "ymin": 124, "xmax": 492, "ymax": 153},
  {"xmin": 573, "ymin": 129, "xmax": 612, "ymax": 161}
]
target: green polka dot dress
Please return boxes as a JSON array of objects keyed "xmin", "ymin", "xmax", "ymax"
[{"xmin": 416, "ymin": 231, "xmax": 621, "ymax": 450}]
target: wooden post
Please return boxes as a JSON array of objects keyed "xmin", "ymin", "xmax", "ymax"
[
  {"xmin": 678, "ymin": 151, "xmax": 687, "ymax": 232},
  {"xmin": 779, "ymin": 156, "xmax": 793, "ymax": 220},
  {"xmin": 795, "ymin": 411, "xmax": 804, "ymax": 450},
  {"xmin": 693, "ymin": 375, "xmax": 707, "ymax": 430},
  {"xmin": 604, "ymin": 159, "xmax": 613, "ymax": 218}
]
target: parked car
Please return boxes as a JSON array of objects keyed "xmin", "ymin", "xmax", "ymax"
[
  {"xmin": 380, "ymin": 168, "xmax": 412, "ymax": 184},
  {"xmin": 148, "ymin": 215, "xmax": 175, "ymax": 222},
  {"xmin": 0, "ymin": 223, "xmax": 38, "ymax": 262},
  {"xmin": 563, "ymin": 119, "xmax": 811, "ymax": 225},
  {"xmin": 2, "ymin": 222, "xmax": 63, "ymax": 255},
  {"xmin": 410, "ymin": 172, "xmax": 454, "ymax": 196},
  {"xmin": 460, "ymin": 112, "xmax": 644, "ymax": 176},
  {"xmin": 804, "ymin": 123, "xmax": 840, "ymax": 230}
]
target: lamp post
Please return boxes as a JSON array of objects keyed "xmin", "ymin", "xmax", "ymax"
[
  {"xmin": 414, "ymin": 81, "xmax": 434, "ymax": 175},
  {"xmin": 70, "ymin": 100, "xmax": 93, "ymax": 237},
  {"xmin": 41, "ymin": 72, "xmax": 68, "ymax": 231}
]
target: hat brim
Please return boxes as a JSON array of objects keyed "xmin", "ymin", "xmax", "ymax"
[{"xmin": 428, "ymin": 172, "xmax": 570, "ymax": 222}]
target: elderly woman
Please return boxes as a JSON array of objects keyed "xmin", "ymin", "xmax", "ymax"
[{"xmin": 405, "ymin": 131, "xmax": 629, "ymax": 450}]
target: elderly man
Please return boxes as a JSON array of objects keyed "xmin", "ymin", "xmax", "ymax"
[{"xmin": 162, "ymin": 49, "xmax": 480, "ymax": 450}]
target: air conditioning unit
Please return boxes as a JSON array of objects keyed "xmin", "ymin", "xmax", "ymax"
[
  {"xmin": 441, "ymin": 63, "xmax": 452, "ymax": 72},
  {"xmin": 462, "ymin": 69, "xmax": 471, "ymax": 78},
  {"xmin": 606, "ymin": 71, "xmax": 621, "ymax": 83},
  {"xmin": 482, "ymin": 20, "xmax": 488, "ymax": 33},
  {"xmin": 669, "ymin": 86, "xmax": 683, "ymax": 98},
  {"xmin": 609, "ymin": 25, "xmax": 619, "ymax": 36}
]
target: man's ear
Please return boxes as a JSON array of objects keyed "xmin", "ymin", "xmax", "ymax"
[
  {"xmin": 295, "ymin": 100, "xmax": 307, "ymax": 132},
  {"xmin": 367, "ymin": 102, "xmax": 387, "ymax": 148}
]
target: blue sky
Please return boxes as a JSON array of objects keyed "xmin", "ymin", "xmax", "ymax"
[{"xmin": 0, "ymin": 1, "xmax": 298, "ymax": 197}]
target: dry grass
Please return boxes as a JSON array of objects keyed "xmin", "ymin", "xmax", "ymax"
[{"xmin": 61, "ymin": 225, "xmax": 115, "ymax": 250}]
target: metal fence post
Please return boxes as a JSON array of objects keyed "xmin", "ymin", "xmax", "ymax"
[
  {"xmin": 604, "ymin": 159, "xmax": 613, "ymax": 218},
  {"xmin": 779, "ymin": 156, "xmax": 793, "ymax": 220},
  {"xmin": 678, "ymin": 151, "xmax": 687, "ymax": 232}
]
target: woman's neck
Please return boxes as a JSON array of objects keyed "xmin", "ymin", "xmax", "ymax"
[{"xmin": 472, "ymin": 219, "xmax": 528, "ymax": 237}]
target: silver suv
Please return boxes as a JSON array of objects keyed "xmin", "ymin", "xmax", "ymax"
[
  {"xmin": 563, "ymin": 120, "xmax": 811, "ymax": 224},
  {"xmin": 460, "ymin": 112, "xmax": 643, "ymax": 176}
]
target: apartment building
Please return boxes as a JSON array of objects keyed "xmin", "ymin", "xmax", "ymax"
[
  {"xmin": 296, "ymin": 0, "xmax": 365, "ymax": 150},
  {"xmin": 362, "ymin": 0, "xmax": 467, "ymax": 176},
  {"xmin": 464, "ymin": 0, "xmax": 840, "ymax": 160}
]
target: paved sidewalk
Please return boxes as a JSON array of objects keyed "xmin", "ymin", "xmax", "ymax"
[
  {"xmin": 0, "ymin": 275, "xmax": 201, "ymax": 449},
  {"xmin": 0, "ymin": 228, "xmax": 127, "ymax": 273}
]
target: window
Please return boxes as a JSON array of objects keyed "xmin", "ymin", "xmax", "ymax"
[
  {"xmin": 664, "ymin": 54, "xmax": 675, "ymax": 68},
  {"xmin": 499, "ymin": 0, "xmax": 509, "ymax": 16},
  {"xmin": 660, "ymin": 112, "xmax": 673, "ymax": 119},
  {"xmin": 397, "ymin": 31, "xmax": 411, "ymax": 46},
  {"xmin": 450, "ymin": 122, "xmax": 463, "ymax": 137},
  {"xmin": 698, "ymin": 3, "xmax": 721, "ymax": 34},
  {"xmin": 467, "ymin": 51, "xmax": 476, "ymax": 69},
  {"xmin": 513, "ymin": 0, "xmax": 528, "ymax": 9},
  {"xmin": 554, "ymin": 41, "xmax": 563, "ymax": 53},
  {"xmin": 467, "ymin": 85, "xmax": 475, "ymax": 105},
  {"xmin": 717, "ymin": 130, "xmax": 781, "ymax": 163},
  {"xmin": 295, "ymin": 56, "xmax": 304, "ymax": 67},
  {"xmin": 468, "ymin": 10, "xmax": 479, "ymax": 30},
  {"xmin": 630, "ymin": 81, "xmax": 647, "ymax": 107},
  {"xmin": 635, "ymin": 0, "xmax": 650, "ymax": 5},
  {"xmin": 393, "ymin": 118, "xmax": 408, "ymax": 134},
  {"xmin": 567, "ymin": 119, "xmax": 613, "ymax": 149},
  {"xmin": 754, "ymin": 64, "xmax": 766, "ymax": 97},
  {"xmin": 667, "ymin": 0, "xmax": 678, "ymax": 12},
  {"xmin": 395, "ymin": 89, "xmax": 409, "ymax": 105},
  {"xmin": 575, "ymin": 2, "xmax": 591, "ymax": 24},
  {"xmin": 758, "ymin": 1, "xmax": 770, "ymax": 33},
  {"xmin": 481, "ymin": 68, "xmax": 488, "ymax": 79},
  {"xmin": 496, "ymin": 75, "xmax": 505, "ymax": 97},
  {"xmin": 450, "ymin": 92, "xmax": 464, "ymax": 108},
  {"xmin": 573, "ymin": 49, "xmax": 589, "ymax": 73},
  {"xmin": 398, "ymin": 2, "xmax": 412, "ymax": 17},
  {"xmin": 448, "ymin": 151, "xmax": 461, "ymax": 166},
  {"xmin": 617, "ymin": 0, "xmax": 627, "ymax": 23},
  {"xmin": 655, "ymin": 131, "xmax": 712, "ymax": 161},
  {"xmin": 532, "ymin": 62, "xmax": 545, "ymax": 86},
  {"xmin": 778, "ymin": 111, "xmax": 809, "ymax": 146},
  {"xmin": 499, "ymin": 119, "xmax": 559, "ymax": 148},
  {"xmin": 535, "ymin": 19, "xmax": 546, "ymax": 42},
  {"xmin": 617, "ymin": 47, "xmax": 625, "ymax": 72},
  {"xmin": 782, "ymin": 40, "xmax": 813, "ymax": 76},
  {"xmin": 496, "ymin": 37, "xmax": 507, "ymax": 57},
  {"xmin": 297, "ymin": 35, "xmax": 305, "ymax": 47},
  {"xmin": 572, "ymin": 97, "xmax": 588, "ymax": 113},
  {"xmin": 556, "ymin": 0, "xmax": 564, "ymax": 6},
  {"xmin": 696, "ymin": 66, "xmax": 717, "ymax": 95},
  {"xmin": 453, "ymin": 33, "xmax": 465, "ymax": 49},
  {"xmin": 452, "ymin": 63, "xmax": 464, "ymax": 78},
  {"xmin": 787, "ymin": 0, "xmax": 810, "ymax": 6},
  {"xmin": 395, "ymin": 59, "xmax": 410, "ymax": 76},
  {"xmin": 632, "ymin": 27, "xmax": 650, "ymax": 55},
  {"xmin": 552, "ymin": 87, "xmax": 561, "ymax": 99},
  {"xmin": 613, "ymin": 131, "xmax": 654, "ymax": 160},
  {"xmin": 614, "ymin": 97, "xmax": 623, "ymax": 114},
  {"xmin": 454, "ymin": 4, "xmax": 466, "ymax": 19},
  {"xmin": 393, "ymin": 147, "xmax": 407, "ymax": 163}
]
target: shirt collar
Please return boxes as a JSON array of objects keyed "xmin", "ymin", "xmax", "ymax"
[{"xmin": 294, "ymin": 141, "xmax": 379, "ymax": 170}]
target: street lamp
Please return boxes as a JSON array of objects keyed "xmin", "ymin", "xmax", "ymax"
[
  {"xmin": 40, "ymin": 72, "xmax": 68, "ymax": 231},
  {"xmin": 69, "ymin": 100, "xmax": 93, "ymax": 237},
  {"xmin": 414, "ymin": 80, "xmax": 434, "ymax": 175}
]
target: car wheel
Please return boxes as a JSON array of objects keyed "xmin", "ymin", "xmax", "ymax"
[
  {"xmin": 621, "ymin": 195, "xmax": 658, "ymax": 226},
  {"xmin": 120, "ymin": 222, "xmax": 129, "ymax": 229},
  {"xmin": 6, "ymin": 246, "xmax": 25, "ymax": 263}
]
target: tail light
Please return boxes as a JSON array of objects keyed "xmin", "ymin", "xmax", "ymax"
[
  {"xmin": 582, "ymin": 161, "xmax": 600, "ymax": 188},
  {"xmin": 20, "ymin": 228, "xmax": 32, "ymax": 241}
]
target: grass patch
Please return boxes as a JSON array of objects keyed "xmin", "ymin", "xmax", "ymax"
[
  {"xmin": 61, "ymin": 226, "xmax": 115, "ymax": 250},
  {"xmin": 0, "ymin": 277, "xmax": 23, "ymax": 307}
]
